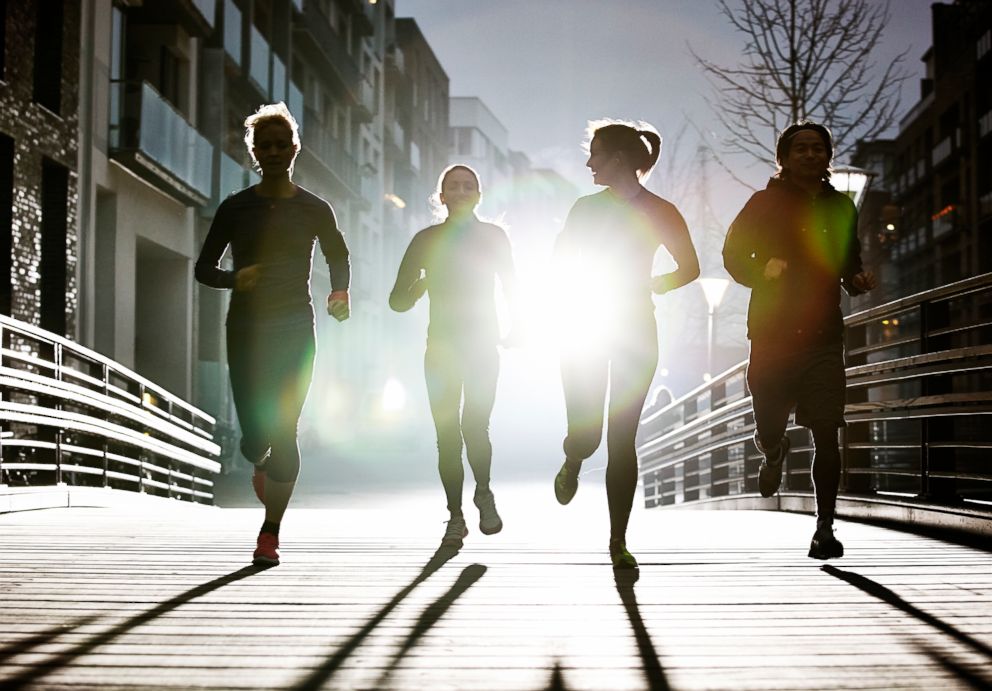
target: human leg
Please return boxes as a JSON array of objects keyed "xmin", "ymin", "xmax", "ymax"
[
  {"xmin": 556, "ymin": 348, "xmax": 609, "ymax": 504},
  {"xmin": 796, "ymin": 344, "xmax": 847, "ymax": 559},
  {"xmin": 462, "ymin": 345, "xmax": 502, "ymax": 534},
  {"xmin": 747, "ymin": 345, "xmax": 799, "ymax": 497},
  {"xmin": 604, "ymin": 328, "xmax": 658, "ymax": 568},
  {"xmin": 425, "ymin": 341, "xmax": 467, "ymax": 522}
]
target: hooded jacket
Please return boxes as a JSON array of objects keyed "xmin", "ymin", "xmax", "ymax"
[{"xmin": 723, "ymin": 176, "xmax": 865, "ymax": 350}]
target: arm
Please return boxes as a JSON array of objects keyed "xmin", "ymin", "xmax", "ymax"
[
  {"xmin": 494, "ymin": 229, "xmax": 522, "ymax": 344},
  {"xmin": 651, "ymin": 203, "xmax": 700, "ymax": 294},
  {"xmin": 315, "ymin": 202, "xmax": 352, "ymax": 321},
  {"xmin": 194, "ymin": 202, "xmax": 236, "ymax": 289},
  {"xmin": 389, "ymin": 233, "xmax": 426, "ymax": 313},
  {"xmin": 837, "ymin": 201, "xmax": 875, "ymax": 296},
  {"xmin": 723, "ymin": 194, "xmax": 772, "ymax": 288}
]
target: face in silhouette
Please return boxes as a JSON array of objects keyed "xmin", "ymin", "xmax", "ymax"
[
  {"xmin": 252, "ymin": 121, "xmax": 297, "ymax": 179},
  {"xmin": 586, "ymin": 136, "xmax": 624, "ymax": 187},
  {"xmin": 440, "ymin": 168, "xmax": 481, "ymax": 216},
  {"xmin": 781, "ymin": 129, "xmax": 830, "ymax": 184}
]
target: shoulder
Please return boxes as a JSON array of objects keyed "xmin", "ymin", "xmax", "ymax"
[
  {"xmin": 637, "ymin": 189, "xmax": 683, "ymax": 219},
  {"xmin": 217, "ymin": 187, "xmax": 256, "ymax": 211},
  {"xmin": 294, "ymin": 186, "xmax": 336, "ymax": 214}
]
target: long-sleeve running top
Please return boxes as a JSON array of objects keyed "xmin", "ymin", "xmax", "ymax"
[
  {"xmin": 723, "ymin": 177, "xmax": 864, "ymax": 348},
  {"xmin": 195, "ymin": 186, "xmax": 350, "ymax": 328},
  {"xmin": 554, "ymin": 188, "xmax": 693, "ymax": 324},
  {"xmin": 389, "ymin": 216, "xmax": 514, "ymax": 346}
]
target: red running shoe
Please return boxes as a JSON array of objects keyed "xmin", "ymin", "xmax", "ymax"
[
  {"xmin": 251, "ymin": 466, "xmax": 266, "ymax": 504},
  {"xmin": 252, "ymin": 532, "xmax": 279, "ymax": 566}
]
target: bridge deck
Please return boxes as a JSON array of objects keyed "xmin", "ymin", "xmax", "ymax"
[{"xmin": 0, "ymin": 483, "xmax": 990, "ymax": 690}]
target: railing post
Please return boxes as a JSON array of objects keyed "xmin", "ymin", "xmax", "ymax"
[
  {"xmin": 54, "ymin": 342, "xmax": 64, "ymax": 486},
  {"xmin": 843, "ymin": 320, "xmax": 872, "ymax": 495},
  {"xmin": 919, "ymin": 297, "xmax": 958, "ymax": 503}
]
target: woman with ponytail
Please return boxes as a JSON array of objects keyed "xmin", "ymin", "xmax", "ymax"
[{"xmin": 552, "ymin": 120, "xmax": 699, "ymax": 569}]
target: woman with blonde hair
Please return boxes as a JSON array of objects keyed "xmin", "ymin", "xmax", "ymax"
[{"xmin": 196, "ymin": 103, "xmax": 350, "ymax": 565}]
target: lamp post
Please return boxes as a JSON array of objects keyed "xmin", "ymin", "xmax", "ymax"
[
  {"xmin": 830, "ymin": 165, "xmax": 876, "ymax": 210},
  {"xmin": 698, "ymin": 277, "xmax": 729, "ymax": 381}
]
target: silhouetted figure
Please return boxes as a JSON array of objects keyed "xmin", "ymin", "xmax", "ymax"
[
  {"xmin": 389, "ymin": 165, "xmax": 517, "ymax": 548},
  {"xmin": 553, "ymin": 121, "xmax": 700, "ymax": 569},
  {"xmin": 723, "ymin": 121, "xmax": 876, "ymax": 560},
  {"xmin": 195, "ymin": 103, "xmax": 350, "ymax": 566}
]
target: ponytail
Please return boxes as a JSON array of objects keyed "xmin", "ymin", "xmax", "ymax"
[{"xmin": 587, "ymin": 119, "xmax": 663, "ymax": 181}]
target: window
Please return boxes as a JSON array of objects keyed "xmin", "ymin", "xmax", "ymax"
[
  {"xmin": 40, "ymin": 159, "xmax": 68, "ymax": 334},
  {"xmin": 0, "ymin": 133, "xmax": 12, "ymax": 315},
  {"xmin": 33, "ymin": 0, "xmax": 64, "ymax": 114},
  {"xmin": 0, "ymin": 0, "xmax": 7, "ymax": 80}
]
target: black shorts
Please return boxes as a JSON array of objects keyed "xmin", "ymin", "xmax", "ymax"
[{"xmin": 746, "ymin": 341, "xmax": 846, "ymax": 429}]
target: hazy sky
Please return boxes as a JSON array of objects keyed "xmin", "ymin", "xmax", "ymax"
[{"xmin": 397, "ymin": 0, "xmax": 935, "ymax": 218}]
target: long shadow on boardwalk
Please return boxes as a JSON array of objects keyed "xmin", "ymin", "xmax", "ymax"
[
  {"xmin": 615, "ymin": 570, "xmax": 670, "ymax": 691},
  {"xmin": 824, "ymin": 565, "xmax": 992, "ymax": 688},
  {"xmin": 373, "ymin": 563, "xmax": 488, "ymax": 689},
  {"xmin": 0, "ymin": 564, "xmax": 267, "ymax": 690},
  {"xmin": 294, "ymin": 543, "xmax": 474, "ymax": 691}
]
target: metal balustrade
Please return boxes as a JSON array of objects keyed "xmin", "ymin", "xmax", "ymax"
[
  {"xmin": 0, "ymin": 315, "xmax": 221, "ymax": 503},
  {"xmin": 638, "ymin": 273, "xmax": 992, "ymax": 532}
]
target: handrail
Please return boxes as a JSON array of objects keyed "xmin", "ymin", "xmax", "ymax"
[
  {"xmin": 0, "ymin": 315, "xmax": 221, "ymax": 503},
  {"xmin": 637, "ymin": 273, "xmax": 992, "ymax": 530}
]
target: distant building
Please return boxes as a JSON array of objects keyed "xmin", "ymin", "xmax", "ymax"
[
  {"xmin": 449, "ymin": 96, "xmax": 511, "ymax": 219},
  {"xmin": 853, "ymin": 0, "xmax": 992, "ymax": 304}
]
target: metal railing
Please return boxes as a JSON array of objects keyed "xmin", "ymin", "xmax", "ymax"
[
  {"xmin": 0, "ymin": 315, "xmax": 222, "ymax": 503},
  {"xmin": 638, "ymin": 273, "xmax": 992, "ymax": 527}
]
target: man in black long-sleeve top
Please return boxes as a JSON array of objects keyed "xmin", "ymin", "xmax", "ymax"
[{"xmin": 723, "ymin": 121, "xmax": 876, "ymax": 560}]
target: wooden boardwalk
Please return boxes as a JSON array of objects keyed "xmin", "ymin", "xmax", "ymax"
[{"xmin": 1, "ymin": 483, "xmax": 990, "ymax": 690}]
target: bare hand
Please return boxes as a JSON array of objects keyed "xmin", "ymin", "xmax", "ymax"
[
  {"xmin": 327, "ymin": 291, "xmax": 350, "ymax": 322},
  {"xmin": 852, "ymin": 271, "xmax": 877, "ymax": 292},
  {"xmin": 763, "ymin": 258, "xmax": 788, "ymax": 280},
  {"xmin": 234, "ymin": 265, "xmax": 261, "ymax": 292}
]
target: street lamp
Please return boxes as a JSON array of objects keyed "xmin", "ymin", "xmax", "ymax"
[
  {"xmin": 698, "ymin": 277, "xmax": 729, "ymax": 381},
  {"xmin": 831, "ymin": 165, "xmax": 877, "ymax": 210}
]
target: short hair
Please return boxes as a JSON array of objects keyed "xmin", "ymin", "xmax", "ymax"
[
  {"xmin": 437, "ymin": 163, "xmax": 482, "ymax": 195},
  {"xmin": 775, "ymin": 121, "xmax": 833, "ymax": 180},
  {"xmin": 586, "ymin": 118, "xmax": 662, "ymax": 181},
  {"xmin": 243, "ymin": 102, "xmax": 301, "ymax": 172}
]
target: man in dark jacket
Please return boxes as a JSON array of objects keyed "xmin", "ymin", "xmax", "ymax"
[{"xmin": 723, "ymin": 121, "xmax": 876, "ymax": 560}]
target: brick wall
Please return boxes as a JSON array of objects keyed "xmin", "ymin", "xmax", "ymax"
[{"xmin": 0, "ymin": 1, "xmax": 80, "ymax": 337}]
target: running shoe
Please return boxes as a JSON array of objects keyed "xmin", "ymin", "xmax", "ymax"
[
  {"xmin": 474, "ymin": 488, "xmax": 503, "ymax": 535},
  {"xmin": 554, "ymin": 458, "xmax": 581, "ymax": 505},
  {"xmin": 808, "ymin": 526, "xmax": 844, "ymax": 560},
  {"xmin": 758, "ymin": 435, "xmax": 791, "ymax": 498},
  {"xmin": 609, "ymin": 539, "xmax": 638, "ymax": 570},
  {"xmin": 252, "ymin": 532, "xmax": 280, "ymax": 566},
  {"xmin": 441, "ymin": 515, "xmax": 468, "ymax": 548}
]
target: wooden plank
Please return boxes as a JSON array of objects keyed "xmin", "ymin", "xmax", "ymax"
[{"xmin": 0, "ymin": 483, "xmax": 990, "ymax": 690}]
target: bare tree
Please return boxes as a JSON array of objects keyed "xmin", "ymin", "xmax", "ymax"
[{"xmin": 692, "ymin": 0, "xmax": 908, "ymax": 185}]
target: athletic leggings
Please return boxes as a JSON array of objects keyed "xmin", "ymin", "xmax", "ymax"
[
  {"xmin": 561, "ymin": 321, "xmax": 658, "ymax": 541},
  {"xmin": 226, "ymin": 319, "xmax": 316, "ymax": 483},
  {"xmin": 424, "ymin": 338, "xmax": 499, "ymax": 514}
]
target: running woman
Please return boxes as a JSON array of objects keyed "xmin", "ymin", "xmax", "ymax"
[
  {"xmin": 553, "ymin": 120, "xmax": 700, "ymax": 570},
  {"xmin": 389, "ymin": 165, "xmax": 517, "ymax": 549},
  {"xmin": 195, "ymin": 103, "xmax": 351, "ymax": 566}
]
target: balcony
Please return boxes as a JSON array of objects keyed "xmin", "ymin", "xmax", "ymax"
[
  {"xmin": 295, "ymin": 3, "xmax": 361, "ymax": 100},
  {"xmin": 301, "ymin": 116, "xmax": 361, "ymax": 196},
  {"xmin": 249, "ymin": 26, "xmax": 271, "ymax": 95},
  {"xmin": 127, "ymin": 0, "xmax": 215, "ymax": 37},
  {"xmin": 109, "ymin": 81, "xmax": 213, "ymax": 206},
  {"xmin": 354, "ymin": 78, "xmax": 376, "ymax": 122},
  {"xmin": 223, "ymin": 0, "xmax": 241, "ymax": 67},
  {"xmin": 386, "ymin": 45, "xmax": 405, "ymax": 75}
]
